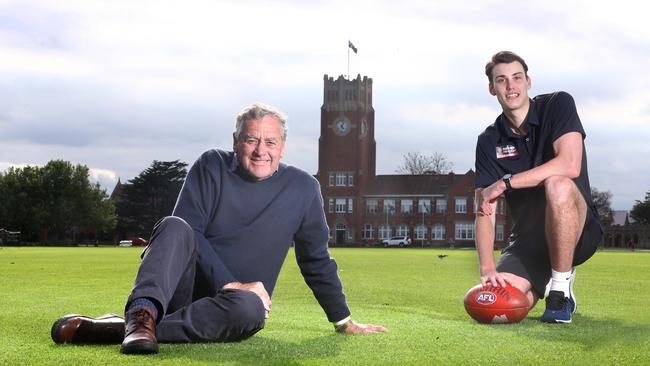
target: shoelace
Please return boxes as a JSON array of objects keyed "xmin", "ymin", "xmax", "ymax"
[{"xmin": 128, "ymin": 309, "xmax": 153, "ymax": 327}]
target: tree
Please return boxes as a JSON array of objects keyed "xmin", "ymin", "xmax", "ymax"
[
  {"xmin": 0, "ymin": 160, "xmax": 116, "ymax": 241},
  {"xmin": 396, "ymin": 151, "xmax": 454, "ymax": 175},
  {"xmin": 115, "ymin": 160, "xmax": 188, "ymax": 237},
  {"xmin": 591, "ymin": 187, "xmax": 613, "ymax": 227},
  {"xmin": 630, "ymin": 190, "xmax": 650, "ymax": 225}
]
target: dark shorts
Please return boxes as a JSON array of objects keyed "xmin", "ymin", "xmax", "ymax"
[{"xmin": 496, "ymin": 205, "xmax": 603, "ymax": 299}]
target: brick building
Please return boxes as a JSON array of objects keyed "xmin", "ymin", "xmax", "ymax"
[{"xmin": 315, "ymin": 74, "xmax": 510, "ymax": 247}]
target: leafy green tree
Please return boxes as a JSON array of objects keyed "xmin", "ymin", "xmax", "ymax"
[
  {"xmin": 0, "ymin": 160, "xmax": 116, "ymax": 241},
  {"xmin": 630, "ymin": 190, "xmax": 650, "ymax": 225},
  {"xmin": 591, "ymin": 187, "xmax": 613, "ymax": 227},
  {"xmin": 115, "ymin": 160, "xmax": 187, "ymax": 237}
]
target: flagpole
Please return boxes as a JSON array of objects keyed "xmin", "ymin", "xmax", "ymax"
[{"xmin": 347, "ymin": 41, "xmax": 350, "ymax": 80}]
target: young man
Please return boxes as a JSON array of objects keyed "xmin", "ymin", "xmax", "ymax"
[
  {"xmin": 474, "ymin": 51, "xmax": 603, "ymax": 323},
  {"xmin": 52, "ymin": 103, "xmax": 386, "ymax": 354}
]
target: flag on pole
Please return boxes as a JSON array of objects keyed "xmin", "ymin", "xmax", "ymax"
[{"xmin": 348, "ymin": 40, "xmax": 358, "ymax": 54}]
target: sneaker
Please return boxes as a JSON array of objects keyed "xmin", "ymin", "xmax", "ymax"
[
  {"xmin": 544, "ymin": 267, "xmax": 577, "ymax": 314},
  {"xmin": 541, "ymin": 290, "xmax": 572, "ymax": 323}
]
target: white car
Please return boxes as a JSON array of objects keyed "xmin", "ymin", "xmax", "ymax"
[
  {"xmin": 119, "ymin": 240, "xmax": 133, "ymax": 247},
  {"xmin": 382, "ymin": 236, "xmax": 411, "ymax": 247}
]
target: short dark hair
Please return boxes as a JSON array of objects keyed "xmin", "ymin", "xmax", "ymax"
[{"xmin": 485, "ymin": 51, "xmax": 528, "ymax": 82}]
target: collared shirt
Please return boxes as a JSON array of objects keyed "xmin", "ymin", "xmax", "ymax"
[{"xmin": 474, "ymin": 91, "xmax": 595, "ymax": 233}]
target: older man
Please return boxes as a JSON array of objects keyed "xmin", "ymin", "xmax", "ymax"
[{"xmin": 52, "ymin": 103, "xmax": 386, "ymax": 354}]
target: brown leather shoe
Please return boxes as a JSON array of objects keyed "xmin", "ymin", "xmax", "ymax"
[
  {"xmin": 51, "ymin": 314, "xmax": 125, "ymax": 344},
  {"xmin": 120, "ymin": 308, "xmax": 159, "ymax": 354}
]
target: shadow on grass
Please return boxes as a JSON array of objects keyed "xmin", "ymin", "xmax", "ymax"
[
  {"xmin": 476, "ymin": 313, "xmax": 650, "ymax": 352},
  {"xmin": 161, "ymin": 332, "xmax": 346, "ymax": 365}
]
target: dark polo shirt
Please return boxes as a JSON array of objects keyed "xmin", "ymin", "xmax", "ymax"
[{"xmin": 475, "ymin": 91, "xmax": 597, "ymax": 236}]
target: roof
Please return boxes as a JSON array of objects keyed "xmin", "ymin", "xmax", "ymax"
[
  {"xmin": 612, "ymin": 210, "xmax": 636, "ymax": 226},
  {"xmin": 364, "ymin": 170, "xmax": 474, "ymax": 197}
]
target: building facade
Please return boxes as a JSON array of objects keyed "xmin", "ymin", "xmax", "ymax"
[{"xmin": 315, "ymin": 74, "xmax": 510, "ymax": 247}]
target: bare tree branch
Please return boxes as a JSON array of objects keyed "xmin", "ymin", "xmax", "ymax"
[{"xmin": 396, "ymin": 151, "xmax": 453, "ymax": 175}]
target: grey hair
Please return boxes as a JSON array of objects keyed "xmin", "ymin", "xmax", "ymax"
[{"xmin": 234, "ymin": 102, "xmax": 288, "ymax": 141}]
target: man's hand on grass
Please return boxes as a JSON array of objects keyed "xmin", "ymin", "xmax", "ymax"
[{"xmin": 336, "ymin": 319, "xmax": 388, "ymax": 334}]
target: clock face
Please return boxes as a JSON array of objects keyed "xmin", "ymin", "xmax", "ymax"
[{"xmin": 334, "ymin": 118, "xmax": 350, "ymax": 136}]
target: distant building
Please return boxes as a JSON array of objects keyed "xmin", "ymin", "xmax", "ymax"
[
  {"xmin": 315, "ymin": 74, "xmax": 510, "ymax": 247},
  {"xmin": 603, "ymin": 210, "xmax": 649, "ymax": 249}
]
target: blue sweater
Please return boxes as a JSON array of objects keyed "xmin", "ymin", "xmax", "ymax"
[{"xmin": 172, "ymin": 149, "xmax": 350, "ymax": 322}]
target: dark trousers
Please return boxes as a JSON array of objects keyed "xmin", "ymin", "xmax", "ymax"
[{"xmin": 126, "ymin": 216, "xmax": 266, "ymax": 343}]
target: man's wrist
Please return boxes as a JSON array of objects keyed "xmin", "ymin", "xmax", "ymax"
[
  {"xmin": 502, "ymin": 173, "xmax": 513, "ymax": 192},
  {"xmin": 333, "ymin": 316, "xmax": 353, "ymax": 332}
]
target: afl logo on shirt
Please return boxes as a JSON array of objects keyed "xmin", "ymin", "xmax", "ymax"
[{"xmin": 496, "ymin": 144, "xmax": 518, "ymax": 159}]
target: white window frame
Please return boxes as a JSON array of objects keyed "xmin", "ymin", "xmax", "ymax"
[
  {"xmin": 496, "ymin": 224, "xmax": 504, "ymax": 241},
  {"xmin": 328, "ymin": 173, "xmax": 335, "ymax": 187},
  {"xmin": 348, "ymin": 198, "xmax": 353, "ymax": 213},
  {"xmin": 436, "ymin": 198, "xmax": 447, "ymax": 214},
  {"xmin": 397, "ymin": 224, "xmax": 409, "ymax": 237},
  {"xmin": 366, "ymin": 199, "xmax": 378, "ymax": 214},
  {"xmin": 401, "ymin": 199, "xmax": 413, "ymax": 214},
  {"xmin": 379, "ymin": 224, "xmax": 391, "ymax": 240},
  {"xmin": 455, "ymin": 222, "xmax": 475, "ymax": 240},
  {"xmin": 415, "ymin": 225, "xmax": 427, "ymax": 240},
  {"xmin": 418, "ymin": 199, "xmax": 431, "ymax": 214},
  {"xmin": 336, "ymin": 172, "xmax": 346, "ymax": 186},
  {"xmin": 363, "ymin": 224, "xmax": 373, "ymax": 239},
  {"xmin": 455, "ymin": 197, "xmax": 467, "ymax": 214},
  {"xmin": 432, "ymin": 224, "xmax": 445, "ymax": 240},
  {"xmin": 335, "ymin": 198, "xmax": 346, "ymax": 213},
  {"xmin": 384, "ymin": 199, "xmax": 395, "ymax": 214}
]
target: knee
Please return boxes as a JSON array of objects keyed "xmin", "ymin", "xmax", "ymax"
[
  {"xmin": 543, "ymin": 176, "xmax": 575, "ymax": 206},
  {"xmin": 150, "ymin": 216, "xmax": 196, "ymax": 252},
  {"xmin": 226, "ymin": 290, "xmax": 266, "ymax": 327}
]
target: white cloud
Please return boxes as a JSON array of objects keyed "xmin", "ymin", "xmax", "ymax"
[{"xmin": 1, "ymin": 0, "xmax": 649, "ymax": 210}]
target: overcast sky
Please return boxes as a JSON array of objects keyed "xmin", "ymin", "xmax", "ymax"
[{"xmin": 1, "ymin": 0, "xmax": 649, "ymax": 210}]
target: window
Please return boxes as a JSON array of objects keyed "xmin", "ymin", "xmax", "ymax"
[
  {"xmin": 335, "ymin": 198, "xmax": 346, "ymax": 213},
  {"xmin": 455, "ymin": 222, "xmax": 475, "ymax": 240},
  {"xmin": 328, "ymin": 173, "xmax": 334, "ymax": 187},
  {"xmin": 363, "ymin": 224, "xmax": 373, "ymax": 239},
  {"xmin": 379, "ymin": 224, "xmax": 391, "ymax": 240},
  {"xmin": 347, "ymin": 229, "xmax": 354, "ymax": 240},
  {"xmin": 415, "ymin": 225, "xmax": 427, "ymax": 240},
  {"xmin": 348, "ymin": 198, "xmax": 353, "ymax": 213},
  {"xmin": 455, "ymin": 197, "xmax": 467, "ymax": 213},
  {"xmin": 496, "ymin": 224, "xmax": 504, "ymax": 241},
  {"xmin": 336, "ymin": 173, "xmax": 346, "ymax": 186},
  {"xmin": 397, "ymin": 224, "xmax": 409, "ymax": 237},
  {"xmin": 348, "ymin": 174, "xmax": 354, "ymax": 187},
  {"xmin": 328, "ymin": 198, "xmax": 334, "ymax": 213},
  {"xmin": 419, "ymin": 199, "xmax": 431, "ymax": 214},
  {"xmin": 401, "ymin": 199, "xmax": 413, "ymax": 214},
  {"xmin": 366, "ymin": 199, "xmax": 378, "ymax": 214},
  {"xmin": 436, "ymin": 199, "xmax": 447, "ymax": 214},
  {"xmin": 497, "ymin": 198, "xmax": 506, "ymax": 215},
  {"xmin": 432, "ymin": 224, "xmax": 445, "ymax": 240},
  {"xmin": 384, "ymin": 199, "xmax": 396, "ymax": 214}
]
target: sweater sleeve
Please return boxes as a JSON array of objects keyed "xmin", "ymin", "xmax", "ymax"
[
  {"xmin": 172, "ymin": 153, "xmax": 237, "ymax": 292},
  {"xmin": 293, "ymin": 181, "xmax": 351, "ymax": 322}
]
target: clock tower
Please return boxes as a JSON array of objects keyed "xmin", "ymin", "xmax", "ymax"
[{"xmin": 316, "ymin": 74, "xmax": 375, "ymax": 244}]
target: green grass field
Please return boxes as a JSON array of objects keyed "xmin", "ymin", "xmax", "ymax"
[{"xmin": 1, "ymin": 247, "xmax": 648, "ymax": 365}]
